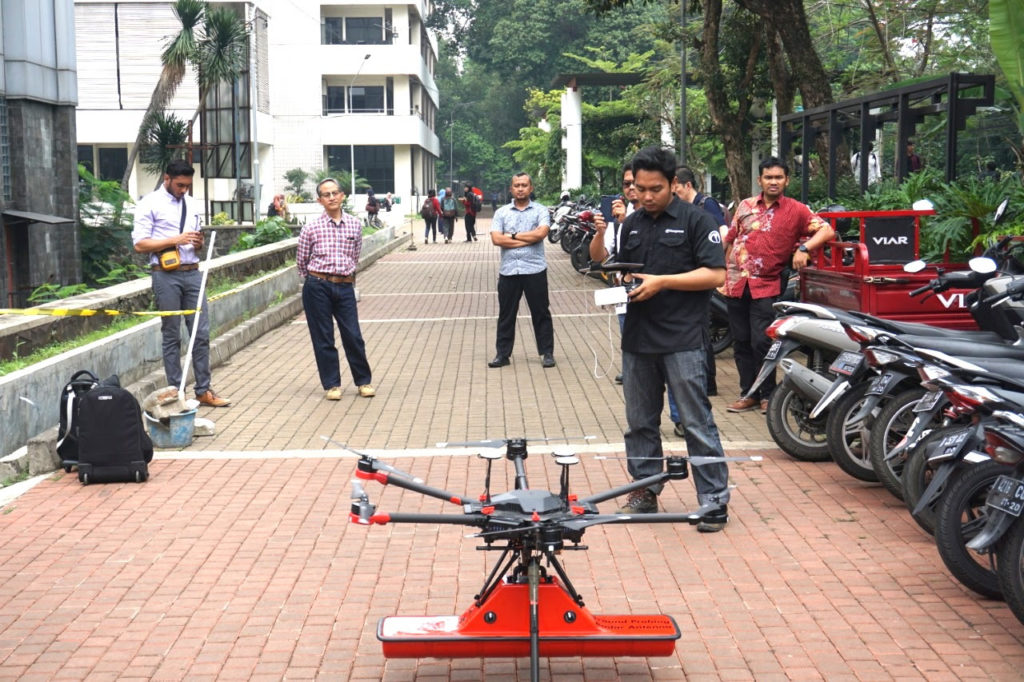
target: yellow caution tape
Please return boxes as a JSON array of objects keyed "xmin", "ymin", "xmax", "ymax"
[{"xmin": 0, "ymin": 307, "xmax": 200, "ymax": 317}]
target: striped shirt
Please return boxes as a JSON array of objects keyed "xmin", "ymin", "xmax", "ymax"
[
  {"xmin": 296, "ymin": 210, "xmax": 363, "ymax": 278},
  {"xmin": 131, "ymin": 187, "xmax": 203, "ymax": 266},
  {"xmin": 491, "ymin": 201, "xmax": 549, "ymax": 276}
]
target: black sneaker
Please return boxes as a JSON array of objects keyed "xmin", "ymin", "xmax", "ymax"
[
  {"xmin": 488, "ymin": 356, "xmax": 510, "ymax": 368},
  {"xmin": 615, "ymin": 373, "xmax": 623, "ymax": 384},
  {"xmin": 542, "ymin": 353, "xmax": 556, "ymax": 368},
  {"xmin": 697, "ymin": 505, "xmax": 728, "ymax": 533},
  {"xmin": 615, "ymin": 489, "xmax": 658, "ymax": 514},
  {"xmin": 673, "ymin": 422, "xmax": 685, "ymax": 438}
]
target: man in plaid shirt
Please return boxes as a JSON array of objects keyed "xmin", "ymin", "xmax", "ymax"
[{"xmin": 296, "ymin": 178, "xmax": 375, "ymax": 400}]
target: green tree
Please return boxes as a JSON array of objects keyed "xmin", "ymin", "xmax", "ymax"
[
  {"xmin": 120, "ymin": 0, "xmax": 204, "ymax": 190},
  {"xmin": 139, "ymin": 111, "xmax": 188, "ymax": 190}
]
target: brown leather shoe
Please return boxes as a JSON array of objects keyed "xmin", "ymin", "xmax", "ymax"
[
  {"xmin": 726, "ymin": 396, "xmax": 758, "ymax": 413},
  {"xmin": 196, "ymin": 390, "xmax": 231, "ymax": 407},
  {"xmin": 760, "ymin": 399, "xmax": 769, "ymax": 414}
]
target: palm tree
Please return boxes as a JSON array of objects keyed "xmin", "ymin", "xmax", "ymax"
[
  {"xmin": 120, "ymin": 0, "xmax": 205, "ymax": 191},
  {"xmin": 139, "ymin": 111, "xmax": 188, "ymax": 189}
]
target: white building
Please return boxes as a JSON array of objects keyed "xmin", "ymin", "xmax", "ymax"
[{"xmin": 74, "ymin": 0, "xmax": 441, "ymax": 218}]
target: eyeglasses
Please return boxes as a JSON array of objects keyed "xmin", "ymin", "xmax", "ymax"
[
  {"xmin": 320, "ymin": 190, "xmax": 342, "ymax": 199},
  {"xmin": 622, "ymin": 180, "xmax": 634, "ymax": 187}
]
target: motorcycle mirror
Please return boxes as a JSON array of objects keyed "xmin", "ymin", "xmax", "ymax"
[
  {"xmin": 968, "ymin": 257, "xmax": 997, "ymax": 274},
  {"xmin": 904, "ymin": 260, "xmax": 927, "ymax": 274},
  {"xmin": 994, "ymin": 198, "xmax": 1009, "ymax": 225},
  {"xmin": 912, "ymin": 198, "xmax": 934, "ymax": 211}
]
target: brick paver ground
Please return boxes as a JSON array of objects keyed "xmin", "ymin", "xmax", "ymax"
[{"xmin": 1, "ymin": 217, "xmax": 1022, "ymax": 680}]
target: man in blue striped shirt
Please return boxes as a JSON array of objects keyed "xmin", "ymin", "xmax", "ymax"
[{"xmin": 488, "ymin": 173, "xmax": 555, "ymax": 369}]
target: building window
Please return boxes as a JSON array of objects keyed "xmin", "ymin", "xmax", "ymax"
[
  {"xmin": 97, "ymin": 148, "xmax": 128, "ymax": 183},
  {"xmin": 346, "ymin": 17, "xmax": 384, "ymax": 44},
  {"xmin": 350, "ymin": 86, "xmax": 385, "ymax": 114},
  {"xmin": 325, "ymin": 86, "xmax": 346, "ymax": 114},
  {"xmin": 323, "ymin": 17, "xmax": 343, "ymax": 45},
  {"xmin": 324, "ymin": 145, "xmax": 394, "ymax": 194},
  {"xmin": 77, "ymin": 145, "xmax": 95, "ymax": 175}
]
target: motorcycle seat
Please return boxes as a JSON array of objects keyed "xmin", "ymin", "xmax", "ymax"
[
  {"xmin": 902, "ymin": 334, "xmax": 1024, "ymax": 360},
  {"xmin": 846, "ymin": 311, "xmax": 1006, "ymax": 342}
]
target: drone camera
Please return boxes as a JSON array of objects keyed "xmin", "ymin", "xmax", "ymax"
[{"xmin": 666, "ymin": 457, "xmax": 689, "ymax": 480}]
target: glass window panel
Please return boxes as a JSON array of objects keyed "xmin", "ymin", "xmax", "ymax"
[
  {"xmin": 323, "ymin": 18, "xmax": 343, "ymax": 45},
  {"xmin": 349, "ymin": 86, "xmax": 384, "ymax": 114},
  {"xmin": 346, "ymin": 17, "xmax": 383, "ymax": 45},
  {"xmin": 97, "ymin": 148, "xmax": 127, "ymax": 182}
]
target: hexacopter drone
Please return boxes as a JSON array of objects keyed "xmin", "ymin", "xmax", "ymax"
[{"xmin": 340, "ymin": 435, "xmax": 759, "ymax": 681}]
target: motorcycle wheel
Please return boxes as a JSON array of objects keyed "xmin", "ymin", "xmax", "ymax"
[
  {"xmin": 561, "ymin": 230, "xmax": 582, "ymax": 254},
  {"xmin": 570, "ymin": 236, "xmax": 592, "ymax": 272},
  {"xmin": 824, "ymin": 382, "xmax": 878, "ymax": 482},
  {"xmin": 996, "ymin": 515, "xmax": 1024, "ymax": 626},
  {"xmin": 548, "ymin": 225, "xmax": 563, "ymax": 243},
  {"xmin": 867, "ymin": 388, "xmax": 928, "ymax": 501},
  {"xmin": 902, "ymin": 426, "xmax": 962, "ymax": 536},
  {"xmin": 709, "ymin": 313, "xmax": 732, "ymax": 355},
  {"xmin": 766, "ymin": 377, "xmax": 831, "ymax": 462},
  {"xmin": 934, "ymin": 459, "xmax": 1005, "ymax": 600}
]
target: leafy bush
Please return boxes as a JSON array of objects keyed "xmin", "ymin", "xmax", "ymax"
[
  {"xmin": 77, "ymin": 165, "xmax": 142, "ymax": 287},
  {"xmin": 230, "ymin": 217, "xmax": 293, "ymax": 252},
  {"xmin": 210, "ymin": 212, "xmax": 234, "ymax": 226}
]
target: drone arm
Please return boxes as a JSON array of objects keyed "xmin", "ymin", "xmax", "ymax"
[
  {"xmin": 564, "ymin": 510, "xmax": 715, "ymax": 530},
  {"xmin": 364, "ymin": 512, "xmax": 489, "ymax": 528},
  {"xmin": 356, "ymin": 467, "xmax": 466, "ymax": 506},
  {"xmin": 576, "ymin": 472, "xmax": 671, "ymax": 506}
]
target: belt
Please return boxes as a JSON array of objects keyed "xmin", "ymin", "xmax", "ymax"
[
  {"xmin": 152, "ymin": 263, "xmax": 199, "ymax": 271},
  {"xmin": 309, "ymin": 271, "xmax": 355, "ymax": 284}
]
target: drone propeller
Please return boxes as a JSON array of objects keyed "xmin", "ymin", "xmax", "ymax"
[
  {"xmin": 593, "ymin": 454, "xmax": 763, "ymax": 466},
  {"xmin": 322, "ymin": 435, "xmax": 425, "ymax": 483},
  {"xmin": 437, "ymin": 435, "xmax": 595, "ymax": 448}
]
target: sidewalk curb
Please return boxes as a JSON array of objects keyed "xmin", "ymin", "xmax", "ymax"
[{"xmin": 10, "ymin": 232, "xmax": 412, "ymax": 486}]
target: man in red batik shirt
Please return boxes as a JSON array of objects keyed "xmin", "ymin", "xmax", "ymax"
[{"xmin": 722, "ymin": 157, "xmax": 834, "ymax": 413}]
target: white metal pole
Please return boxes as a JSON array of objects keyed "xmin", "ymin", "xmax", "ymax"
[{"xmin": 179, "ymin": 231, "xmax": 217, "ymax": 404}]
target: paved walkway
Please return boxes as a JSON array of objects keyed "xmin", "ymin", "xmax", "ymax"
[{"xmin": 0, "ymin": 218, "xmax": 1022, "ymax": 680}]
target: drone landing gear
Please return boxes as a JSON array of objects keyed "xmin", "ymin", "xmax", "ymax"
[{"xmin": 377, "ymin": 576, "xmax": 680, "ymax": 659}]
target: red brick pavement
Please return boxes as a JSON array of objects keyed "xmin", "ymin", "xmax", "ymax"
[{"xmin": 0, "ymin": 218, "xmax": 1022, "ymax": 680}]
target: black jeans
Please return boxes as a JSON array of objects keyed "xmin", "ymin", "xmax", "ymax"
[
  {"xmin": 465, "ymin": 214, "xmax": 476, "ymax": 239},
  {"xmin": 301, "ymin": 276, "xmax": 372, "ymax": 389},
  {"xmin": 727, "ymin": 284, "xmax": 778, "ymax": 400},
  {"xmin": 495, "ymin": 270, "xmax": 554, "ymax": 358}
]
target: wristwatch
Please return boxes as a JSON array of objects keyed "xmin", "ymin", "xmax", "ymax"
[
  {"xmin": 511, "ymin": 232, "xmax": 518, "ymax": 240},
  {"xmin": 797, "ymin": 244, "xmax": 809, "ymax": 253}
]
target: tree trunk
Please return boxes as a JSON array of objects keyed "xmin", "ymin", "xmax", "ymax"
[{"xmin": 699, "ymin": 0, "xmax": 757, "ymax": 202}]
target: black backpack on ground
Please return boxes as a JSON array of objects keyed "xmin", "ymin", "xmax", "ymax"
[
  {"xmin": 57, "ymin": 370, "xmax": 109, "ymax": 468},
  {"xmin": 76, "ymin": 385, "xmax": 153, "ymax": 484}
]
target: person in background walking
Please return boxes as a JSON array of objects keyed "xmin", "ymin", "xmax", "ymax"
[
  {"xmin": 463, "ymin": 184, "xmax": 479, "ymax": 241},
  {"xmin": 905, "ymin": 140, "xmax": 923, "ymax": 174},
  {"xmin": 421, "ymin": 189, "xmax": 440, "ymax": 244},
  {"xmin": 488, "ymin": 172, "xmax": 555, "ymax": 369},
  {"xmin": 440, "ymin": 188, "xmax": 458, "ymax": 243},
  {"xmin": 296, "ymin": 178, "xmax": 375, "ymax": 401},
  {"xmin": 132, "ymin": 159, "xmax": 230, "ymax": 408}
]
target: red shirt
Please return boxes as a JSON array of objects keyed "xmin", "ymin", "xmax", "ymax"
[{"xmin": 723, "ymin": 194, "xmax": 829, "ymax": 299}]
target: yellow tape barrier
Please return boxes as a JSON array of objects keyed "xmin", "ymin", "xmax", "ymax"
[{"xmin": 0, "ymin": 271, "xmax": 253, "ymax": 318}]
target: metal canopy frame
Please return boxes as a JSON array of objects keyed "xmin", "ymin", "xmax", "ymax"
[{"xmin": 779, "ymin": 72, "xmax": 995, "ymax": 202}]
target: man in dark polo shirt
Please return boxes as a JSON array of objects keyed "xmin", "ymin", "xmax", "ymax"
[{"xmin": 592, "ymin": 146, "xmax": 730, "ymax": 531}]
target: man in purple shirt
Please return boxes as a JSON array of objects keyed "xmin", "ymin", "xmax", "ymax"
[
  {"xmin": 132, "ymin": 159, "xmax": 230, "ymax": 407},
  {"xmin": 296, "ymin": 178, "xmax": 374, "ymax": 400}
]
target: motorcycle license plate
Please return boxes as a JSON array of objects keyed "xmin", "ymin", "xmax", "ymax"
[
  {"xmin": 764, "ymin": 341, "xmax": 782, "ymax": 361},
  {"xmin": 866, "ymin": 371, "xmax": 897, "ymax": 396},
  {"xmin": 930, "ymin": 429, "xmax": 972, "ymax": 458},
  {"xmin": 914, "ymin": 390, "xmax": 944, "ymax": 413},
  {"xmin": 986, "ymin": 475, "xmax": 1024, "ymax": 517},
  {"xmin": 828, "ymin": 351, "xmax": 863, "ymax": 377}
]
